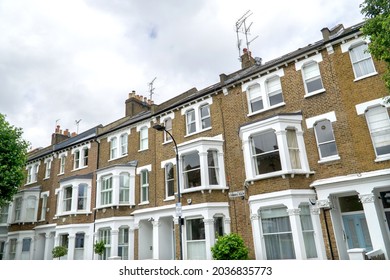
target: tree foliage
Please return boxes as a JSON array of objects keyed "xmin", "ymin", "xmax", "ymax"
[
  {"xmin": 211, "ymin": 233, "xmax": 249, "ymax": 260},
  {"xmin": 94, "ymin": 240, "xmax": 105, "ymax": 256},
  {"xmin": 360, "ymin": 0, "xmax": 390, "ymax": 95},
  {"xmin": 52, "ymin": 246, "xmax": 68, "ymax": 259},
  {"xmin": 0, "ymin": 114, "xmax": 29, "ymax": 207}
]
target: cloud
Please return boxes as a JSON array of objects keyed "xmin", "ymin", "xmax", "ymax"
[{"xmin": 0, "ymin": 0, "xmax": 364, "ymax": 149}]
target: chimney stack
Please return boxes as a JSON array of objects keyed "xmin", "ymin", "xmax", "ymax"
[
  {"xmin": 241, "ymin": 48, "xmax": 256, "ymax": 69},
  {"xmin": 125, "ymin": 90, "xmax": 153, "ymax": 118}
]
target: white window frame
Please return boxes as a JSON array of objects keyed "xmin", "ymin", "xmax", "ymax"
[
  {"xmin": 248, "ymin": 189, "xmax": 326, "ymax": 260},
  {"xmin": 306, "ymin": 111, "xmax": 340, "ymax": 163},
  {"xmin": 356, "ymin": 98, "xmax": 390, "ymax": 162},
  {"xmin": 239, "ymin": 114, "xmax": 312, "ymax": 182},
  {"xmin": 341, "ymin": 37, "xmax": 377, "ymax": 81},
  {"xmin": 177, "ymin": 134, "xmax": 227, "ymax": 194},
  {"xmin": 96, "ymin": 165, "xmax": 136, "ymax": 208},
  {"xmin": 58, "ymin": 151, "xmax": 67, "ymax": 175},
  {"xmin": 55, "ymin": 178, "xmax": 92, "ymax": 216},
  {"xmin": 107, "ymin": 128, "xmax": 131, "ymax": 160},
  {"xmin": 242, "ymin": 69, "xmax": 285, "ymax": 116},
  {"xmin": 136, "ymin": 122, "xmax": 151, "ymax": 151},
  {"xmin": 40, "ymin": 191, "xmax": 49, "ymax": 221},
  {"xmin": 137, "ymin": 164, "xmax": 152, "ymax": 204},
  {"xmin": 295, "ymin": 53, "xmax": 325, "ymax": 98},
  {"xmin": 44, "ymin": 157, "xmax": 53, "ymax": 179},
  {"xmin": 181, "ymin": 96, "xmax": 213, "ymax": 136},
  {"xmin": 71, "ymin": 143, "xmax": 90, "ymax": 170},
  {"xmin": 26, "ymin": 161, "xmax": 40, "ymax": 185},
  {"xmin": 11, "ymin": 190, "xmax": 39, "ymax": 223},
  {"xmin": 159, "ymin": 112, "xmax": 175, "ymax": 144}
]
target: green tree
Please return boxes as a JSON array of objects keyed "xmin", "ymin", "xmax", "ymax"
[
  {"xmin": 360, "ymin": 0, "xmax": 390, "ymax": 99},
  {"xmin": 211, "ymin": 233, "xmax": 249, "ymax": 260},
  {"xmin": 0, "ymin": 114, "xmax": 30, "ymax": 207},
  {"xmin": 52, "ymin": 246, "xmax": 68, "ymax": 260}
]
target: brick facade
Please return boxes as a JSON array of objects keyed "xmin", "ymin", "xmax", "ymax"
[{"xmin": 1, "ymin": 21, "xmax": 389, "ymax": 260}]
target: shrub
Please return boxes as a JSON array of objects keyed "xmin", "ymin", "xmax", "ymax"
[
  {"xmin": 52, "ymin": 246, "xmax": 68, "ymax": 260},
  {"xmin": 211, "ymin": 233, "xmax": 249, "ymax": 260},
  {"xmin": 94, "ymin": 240, "xmax": 105, "ymax": 256}
]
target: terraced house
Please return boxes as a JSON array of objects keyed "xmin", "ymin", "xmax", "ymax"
[{"xmin": 1, "ymin": 20, "xmax": 389, "ymax": 260}]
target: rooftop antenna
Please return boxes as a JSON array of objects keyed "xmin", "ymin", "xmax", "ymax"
[
  {"xmin": 148, "ymin": 77, "xmax": 157, "ymax": 101},
  {"xmin": 75, "ymin": 119, "xmax": 82, "ymax": 134},
  {"xmin": 55, "ymin": 119, "xmax": 60, "ymax": 127},
  {"xmin": 235, "ymin": 10, "xmax": 259, "ymax": 61}
]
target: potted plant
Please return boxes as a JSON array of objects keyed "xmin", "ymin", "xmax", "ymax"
[
  {"xmin": 211, "ymin": 233, "xmax": 249, "ymax": 260},
  {"xmin": 52, "ymin": 246, "xmax": 68, "ymax": 260},
  {"xmin": 94, "ymin": 240, "xmax": 105, "ymax": 259}
]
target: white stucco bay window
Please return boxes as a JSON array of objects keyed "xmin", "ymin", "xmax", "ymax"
[
  {"xmin": 239, "ymin": 113, "xmax": 312, "ymax": 182},
  {"xmin": 249, "ymin": 189, "xmax": 326, "ymax": 260},
  {"xmin": 177, "ymin": 134, "xmax": 227, "ymax": 194},
  {"xmin": 55, "ymin": 175, "xmax": 93, "ymax": 216},
  {"xmin": 11, "ymin": 187, "xmax": 40, "ymax": 223},
  {"xmin": 96, "ymin": 163, "xmax": 136, "ymax": 208}
]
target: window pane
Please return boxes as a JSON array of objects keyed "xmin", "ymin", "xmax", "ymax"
[
  {"xmin": 186, "ymin": 110, "xmax": 196, "ymax": 134},
  {"xmin": 252, "ymin": 131, "xmax": 282, "ymax": 174},
  {"xmin": 315, "ymin": 120, "xmax": 338, "ymax": 158},
  {"xmin": 200, "ymin": 105, "xmax": 211, "ymax": 129},
  {"xmin": 350, "ymin": 44, "xmax": 376, "ymax": 77},
  {"xmin": 75, "ymin": 233, "xmax": 85, "ymax": 248},
  {"xmin": 183, "ymin": 152, "xmax": 201, "ymax": 188},
  {"xmin": 366, "ymin": 106, "xmax": 390, "ymax": 156},
  {"xmin": 306, "ymin": 78, "xmax": 323, "ymax": 93},
  {"xmin": 186, "ymin": 219, "xmax": 205, "ymax": 240},
  {"xmin": 165, "ymin": 164, "xmax": 175, "ymax": 197},
  {"xmin": 208, "ymin": 150, "xmax": 219, "ymax": 185},
  {"xmin": 260, "ymin": 207, "xmax": 295, "ymax": 260}
]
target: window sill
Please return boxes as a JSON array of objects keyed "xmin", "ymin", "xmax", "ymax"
[
  {"xmin": 138, "ymin": 148, "xmax": 149, "ymax": 152},
  {"xmin": 71, "ymin": 166, "xmax": 88, "ymax": 172},
  {"xmin": 163, "ymin": 139, "xmax": 173, "ymax": 145},
  {"xmin": 164, "ymin": 196, "xmax": 175, "ymax": 202},
  {"xmin": 375, "ymin": 155, "xmax": 390, "ymax": 162},
  {"xmin": 247, "ymin": 102, "xmax": 286, "ymax": 117},
  {"xmin": 56, "ymin": 210, "xmax": 92, "ymax": 217},
  {"xmin": 108, "ymin": 154, "xmax": 128, "ymax": 162},
  {"xmin": 318, "ymin": 155, "xmax": 341, "ymax": 164},
  {"xmin": 94, "ymin": 204, "xmax": 135, "ymax": 210},
  {"xmin": 185, "ymin": 127, "xmax": 212, "ymax": 138},
  {"xmin": 353, "ymin": 72, "xmax": 378, "ymax": 82},
  {"xmin": 181, "ymin": 185, "xmax": 228, "ymax": 194},
  {"xmin": 138, "ymin": 201, "xmax": 150, "ymax": 206},
  {"xmin": 247, "ymin": 170, "xmax": 315, "ymax": 182},
  {"xmin": 304, "ymin": 88, "xmax": 325, "ymax": 98}
]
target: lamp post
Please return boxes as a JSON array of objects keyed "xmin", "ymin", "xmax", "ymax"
[{"xmin": 153, "ymin": 124, "xmax": 183, "ymax": 260}]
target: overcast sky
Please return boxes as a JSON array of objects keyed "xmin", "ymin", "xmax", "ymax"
[{"xmin": 0, "ymin": 0, "xmax": 365, "ymax": 149}]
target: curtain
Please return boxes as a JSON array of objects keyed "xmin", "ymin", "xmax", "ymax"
[
  {"xmin": 261, "ymin": 207, "xmax": 296, "ymax": 260},
  {"xmin": 286, "ymin": 129, "xmax": 301, "ymax": 169},
  {"xmin": 350, "ymin": 44, "xmax": 375, "ymax": 77},
  {"xmin": 299, "ymin": 205, "xmax": 318, "ymax": 258},
  {"xmin": 208, "ymin": 150, "xmax": 219, "ymax": 185}
]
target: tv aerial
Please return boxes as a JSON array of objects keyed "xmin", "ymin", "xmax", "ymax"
[
  {"xmin": 148, "ymin": 77, "xmax": 157, "ymax": 101},
  {"xmin": 235, "ymin": 10, "xmax": 259, "ymax": 61}
]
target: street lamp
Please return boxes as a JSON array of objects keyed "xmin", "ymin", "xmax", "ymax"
[{"xmin": 153, "ymin": 123, "xmax": 183, "ymax": 260}]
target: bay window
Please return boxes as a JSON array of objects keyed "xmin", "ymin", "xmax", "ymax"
[
  {"xmin": 178, "ymin": 135, "xmax": 227, "ymax": 193},
  {"xmin": 96, "ymin": 164, "xmax": 136, "ymax": 208},
  {"xmin": 299, "ymin": 204, "xmax": 318, "ymax": 258},
  {"xmin": 240, "ymin": 114, "xmax": 312, "ymax": 181},
  {"xmin": 56, "ymin": 177, "xmax": 92, "ymax": 216}
]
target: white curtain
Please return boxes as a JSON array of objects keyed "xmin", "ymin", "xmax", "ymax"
[
  {"xmin": 299, "ymin": 205, "xmax": 318, "ymax": 258},
  {"xmin": 350, "ymin": 44, "xmax": 375, "ymax": 77},
  {"xmin": 286, "ymin": 129, "xmax": 301, "ymax": 169}
]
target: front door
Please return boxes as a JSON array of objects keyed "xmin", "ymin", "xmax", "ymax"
[{"xmin": 342, "ymin": 213, "xmax": 373, "ymax": 251}]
